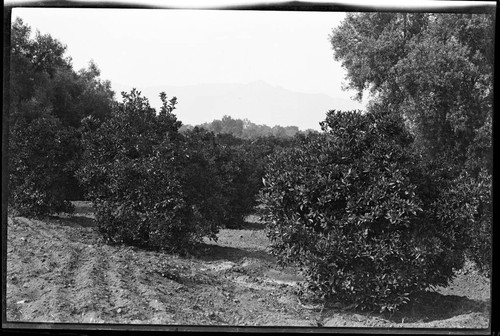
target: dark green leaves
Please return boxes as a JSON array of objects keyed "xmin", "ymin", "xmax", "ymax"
[{"xmin": 259, "ymin": 109, "xmax": 470, "ymax": 312}]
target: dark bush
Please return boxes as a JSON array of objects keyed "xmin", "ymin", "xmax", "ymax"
[
  {"xmin": 8, "ymin": 19, "xmax": 115, "ymax": 216},
  {"xmin": 77, "ymin": 90, "xmax": 222, "ymax": 252},
  {"xmin": 433, "ymin": 168, "xmax": 492, "ymax": 276},
  {"xmin": 8, "ymin": 110, "xmax": 78, "ymax": 217},
  {"xmin": 259, "ymin": 109, "xmax": 470, "ymax": 312},
  {"xmin": 181, "ymin": 127, "xmax": 234, "ymax": 231},
  {"xmin": 217, "ymin": 141, "xmax": 260, "ymax": 228},
  {"xmin": 181, "ymin": 130, "xmax": 264, "ymax": 229},
  {"xmin": 191, "ymin": 133, "xmax": 297, "ymax": 229}
]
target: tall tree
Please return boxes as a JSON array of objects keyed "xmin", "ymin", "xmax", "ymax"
[
  {"xmin": 330, "ymin": 12, "xmax": 494, "ymax": 168},
  {"xmin": 9, "ymin": 18, "xmax": 115, "ymax": 215}
]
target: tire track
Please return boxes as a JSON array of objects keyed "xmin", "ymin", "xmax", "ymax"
[
  {"xmin": 128, "ymin": 258, "xmax": 177, "ymax": 324},
  {"xmin": 69, "ymin": 244, "xmax": 113, "ymax": 323},
  {"xmin": 50, "ymin": 242, "xmax": 84, "ymax": 322},
  {"xmin": 102, "ymin": 247, "xmax": 156, "ymax": 321},
  {"xmin": 100, "ymin": 247, "xmax": 134, "ymax": 320}
]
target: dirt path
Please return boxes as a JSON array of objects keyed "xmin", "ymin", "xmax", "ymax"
[{"xmin": 6, "ymin": 203, "xmax": 491, "ymax": 328}]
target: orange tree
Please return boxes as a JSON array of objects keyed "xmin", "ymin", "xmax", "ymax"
[
  {"xmin": 259, "ymin": 109, "xmax": 472, "ymax": 312},
  {"xmin": 78, "ymin": 90, "xmax": 226, "ymax": 252}
]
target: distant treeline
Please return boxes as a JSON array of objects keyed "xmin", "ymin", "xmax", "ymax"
[{"xmin": 180, "ymin": 115, "xmax": 318, "ymax": 139}]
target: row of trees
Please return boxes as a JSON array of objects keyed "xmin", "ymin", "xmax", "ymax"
[
  {"xmin": 7, "ymin": 18, "xmax": 299, "ymax": 251},
  {"xmin": 77, "ymin": 90, "xmax": 253, "ymax": 251},
  {"xmin": 9, "ymin": 18, "xmax": 115, "ymax": 216},
  {"xmin": 183, "ymin": 115, "xmax": 317, "ymax": 140},
  {"xmin": 8, "ymin": 13, "xmax": 493, "ymax": 312}
]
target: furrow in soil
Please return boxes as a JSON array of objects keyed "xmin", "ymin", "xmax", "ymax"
[{"xmin": 103, "ymin": 248, "xmax": 157, "ymax": 323}]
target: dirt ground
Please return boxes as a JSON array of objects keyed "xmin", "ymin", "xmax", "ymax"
[{"xmin": 5, "ymin": 202, "xmax": 491, "ymax": 329}]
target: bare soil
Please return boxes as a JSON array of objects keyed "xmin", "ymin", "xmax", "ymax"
[{"xmin": 6, "ymin": 202, "xmax": 491, "ymax": 329}]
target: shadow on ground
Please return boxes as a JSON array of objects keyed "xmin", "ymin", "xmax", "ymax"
[
  {"xmin": 194, "ymin": 243, "xmax": 276, "ymax": 264},
  {"xmin": 224, "ymin": 216, "xmax": 266, "ymax": 231},
  {"xmin": 49, "ymin": 215, "xmax": 96, "ymax": 228},
  {"xmin": 238, "ymin": 221, "xmax": 266, "ymax": 231},
  {"xmin": 72, "ymin": 201, "xmax": 95, "ymax": 215},
  {"xmin": 224, "ymin": 222, "xmax": 265, "ymax": 230},
  {"xmin": 375, "ymin": 291, "xmax": 489, "ymax": 324}
]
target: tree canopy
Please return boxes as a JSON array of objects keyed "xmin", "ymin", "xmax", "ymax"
[
  {"xmin": 330, "ymin": 13, "xmax": 494, "ymax": 169},
  {"xmin": 8, "ymin": 18, "xmax": 116, "ymax": 215}
]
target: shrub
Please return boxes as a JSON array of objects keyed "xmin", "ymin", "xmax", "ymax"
[
  {"xmin": 180, "ymin": 127, "xmax": 230, "ymax": 232},
  {"xmin": 179, "ymin": 130, "xmax": 265, "ymax": 229},
  {"xmin": 259, "ymin": 109, "xmax": 470, "ymax": 312},
  {"xmin": 9, "ymin": 20, "xmax": 115, "ymax": 212},
  {"xmin": 208, "ymin": 134, "xmax": 263, "ymax": 228},
  {"xmin": 434, "ymin": 168, "xmax": 492, "ymax": 276},
  {"xmin": 78, "ymin": 90, "xmax": 222, "ymax": 252},
  {"xmin": 219, "ymin": 145, "xmax": 260, "ymax": 228},
  {"xmin": 8, "ymin": 109, "xmax": 77, "ymax": 217}
]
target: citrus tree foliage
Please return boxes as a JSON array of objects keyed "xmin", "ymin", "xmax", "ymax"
[
  {"xmin": 330, "ymin": 12, "xmax": 493, "ymax": 275},
  {"xmin": 215, "ymin": 140, "xmax": 260, "ymax": 228},
  {"xmin": 259, "ymin": 110, "xmax": 471, "ymax": 312},
  {"xmin": 435, "ymin": 169, "xmax": 492, "ymax": 276},
  {"xmin": 182, "ymin": 128, "xmax": 245, "ymax": 229},
  {"xmin": 8, "ymin": 18, "xmax": 115, "ymax": 216},
  {"xmin": 9, "ymin": 110, "xmax": 79, "ymax": 217},
  {"xmin": 207, "ymin": 133, "xmax": 300, "ymax": 228},
  {"xmin": 78, "ymin": 90, "xmax": 228, "ymax": 252}
]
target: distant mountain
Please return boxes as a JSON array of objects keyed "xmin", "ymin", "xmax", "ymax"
[{"xmin": 111, "ymin": 81, "xmax": 366, "ymax": 131}]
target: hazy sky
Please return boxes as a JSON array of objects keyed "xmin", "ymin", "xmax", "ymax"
[{"xmin": 12, "ymin": 7, "xmax": 366, "ymax": 128}]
